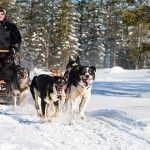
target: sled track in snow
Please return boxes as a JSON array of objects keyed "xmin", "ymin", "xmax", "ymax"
[{"xmin": 0, "ymin": 105, "xmax": 150, "ymax": 150}]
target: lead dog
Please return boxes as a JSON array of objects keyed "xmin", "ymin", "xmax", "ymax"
[
  {"xmin": 66, "ymin": 65, "xmax": 96, "ymax": 124},
  {"xmin": 30, "ymin": 74, "xmax": 66, "ymax": 122},
  {"xmin": 12, "ymin": 65, "xmax": 30, "ymax": 111}
]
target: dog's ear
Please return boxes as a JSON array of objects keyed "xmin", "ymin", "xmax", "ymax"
[
  {"xmin": 90, "ymin": 66, "xmax": 96, "ymax": 72},
  {"xmin": 69, "ymin": 56, "xmax": 74, "ymax": 62}
]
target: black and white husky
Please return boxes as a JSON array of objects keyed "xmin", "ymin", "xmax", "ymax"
[
  {"xmin": 64, "ymin": 56, "xmax": 81, "ymax": 81},
  {"xmin": 30, "ymin": 74, "xmax": 66, "ymax": 122},
  {"xmin": 66, "ymin": 65, "xmax": 96, "ymax": 124}
]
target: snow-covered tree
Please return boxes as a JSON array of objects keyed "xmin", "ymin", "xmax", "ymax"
[{"xmin": 53, "ymin": 0, "xmax": 81, "ymax": 69}]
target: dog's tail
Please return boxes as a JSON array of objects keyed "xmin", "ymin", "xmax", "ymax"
[{"xmin": 30, "ymin": 76, "xmax": 37, "ymax": 101}]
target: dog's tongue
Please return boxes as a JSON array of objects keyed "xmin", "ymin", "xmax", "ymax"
[
  {"xmin": 84, "ymin": 79, "xmax": 91, "ymax": 86},
  {"xmin": 57, "ymin": 86, "xmax": 63, "ymax": 91},
  {"xmin": 57, "ymin": 85, "xmax": 65, "ymax": 92}
]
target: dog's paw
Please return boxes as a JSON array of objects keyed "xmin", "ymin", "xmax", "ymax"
[
  {"xmin": 40, "ymin": 117, "xmax": 46, "ymax": 123},
  {"xmin": 48, "ymin": 119, "xmax": 54, "ymax": 123},
  {"xmin": 80, "ymin": 113, "xmax": 85, "ymax": 120},
  {"xmin": 48, "ymin": 116, "xmax": 57, "ymax": 123},
  {"xmin": 48, "ymin": 119, "xmax": 52, "ymax": 123},
  {"xmin": 69, "ymin": 120, "xmax": 75, "ymax": 125},
  {"xmin": 80, "ymin": 115, "xmax": 86, "ymax": 120},
  {"xmin": 37, "ymin": 110, "xmax": 42, "ymax": 117}
]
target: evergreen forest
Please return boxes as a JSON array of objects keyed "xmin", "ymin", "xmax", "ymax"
[{"xmin": 1, "ymin": 0, "xmax": 150, "ymax": 70}]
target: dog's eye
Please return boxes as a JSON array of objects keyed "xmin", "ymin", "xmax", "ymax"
[
  {"xmin": 24, "ymin": 76, "xmax": 27, "ymax": 79},
  {"xmin": 88, "ymin": 68, "xmax": 94, "ymax": 74},
  {"xmin": 81, "ymin": 69, "xmax": 86, "ymax": 74},
  {"xmin": 62, "ymin": 80, "xmax": 66, "ymax": 84},
  {"xmin": 88, "ymin": 69, "xmax": 92, "ymax": 74},
  {"xmin": 20, "ymin": 75, "xmax": 24, "ymax": 79}
]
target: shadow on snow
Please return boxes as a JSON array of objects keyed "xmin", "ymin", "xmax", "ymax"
[{"xmin": 92, "ymin": 81, "xmax": 150, "ymax": 97}]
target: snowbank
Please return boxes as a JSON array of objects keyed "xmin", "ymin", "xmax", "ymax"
[{"xmin": 110, "ymin": 66, "xmax": 125, "ymax": 74}]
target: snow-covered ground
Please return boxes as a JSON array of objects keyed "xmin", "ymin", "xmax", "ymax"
[{"xmin": 0, "ymin": 66, "xmax": 150, "ymax": 150}]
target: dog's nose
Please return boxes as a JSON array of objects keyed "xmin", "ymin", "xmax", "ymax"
[{"xmin": 85, "ymin": 74, "xmax": 89, "ymax": 78}]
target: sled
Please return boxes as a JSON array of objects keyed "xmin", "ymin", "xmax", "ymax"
[{"xmin": 0, "ymin": 50, "xmax": 14, "ymax": 105}]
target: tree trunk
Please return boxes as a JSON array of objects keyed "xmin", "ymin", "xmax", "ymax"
[{"xmin": 136, "ymin": 22, "xmax": 141, "ymax": 69}]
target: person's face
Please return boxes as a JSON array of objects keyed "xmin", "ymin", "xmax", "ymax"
[{"xmin": 0, "ymin": 12, "xmax": 5, "ymax": 21}]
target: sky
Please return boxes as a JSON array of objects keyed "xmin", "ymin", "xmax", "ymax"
[{"xmin": 0, "ymin": 66, "xmax": 150, "ymax": 150}]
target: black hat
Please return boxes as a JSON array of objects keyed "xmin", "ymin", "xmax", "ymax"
[{"xmin": 0, "ymin": 6, "xmax": 6, "ymax": 14}]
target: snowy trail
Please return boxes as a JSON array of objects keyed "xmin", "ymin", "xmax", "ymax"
[
  {"xmin": 0, "ymin": 68, "xmax": 150, "ymax": 150},
  {"xmin": 0, "ymin": 101, "xmax": 149, "ymax": 150}
]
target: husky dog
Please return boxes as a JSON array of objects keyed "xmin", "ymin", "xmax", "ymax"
[
  {"xmin": 63, "ymin": 56, "xmax": 81, "ymax": 110},
  {"xmin": 12, "ymin": 65, "xmax": 30, "ymax": 111},
  {"xmin": 66, "ymin": 65, "xmax": 96, "ymax": 124},
  {"xmin": 30, "ymin": 74, "xmax": 66, "ymax": 122},
  {"xmin": 64, "ymin": 56, "xmax": 81, "ymax": 81}
]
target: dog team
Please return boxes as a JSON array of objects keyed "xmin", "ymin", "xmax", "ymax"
[{"xmin": 12, "ymin": 56, "xmax": 96, "ymax": 125}]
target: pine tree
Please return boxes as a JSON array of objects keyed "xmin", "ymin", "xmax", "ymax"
[
  {"xmin": 121, "ymin": 3, "xmax": 150, "ymax": 69},
  {"xmin": 54, "ymin": 0, "xmax": 81, "ymax": 69},
  {"xmin": 2, "ymin": 0, "xmax": 149, "ymax": 70},
  {"xmin": 76, "ymin": 0, "xmax": 105, "ymax": 68},
  {"xmin": 18, "ymin": 0, "xmax": 59, "ymax": 69}
]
